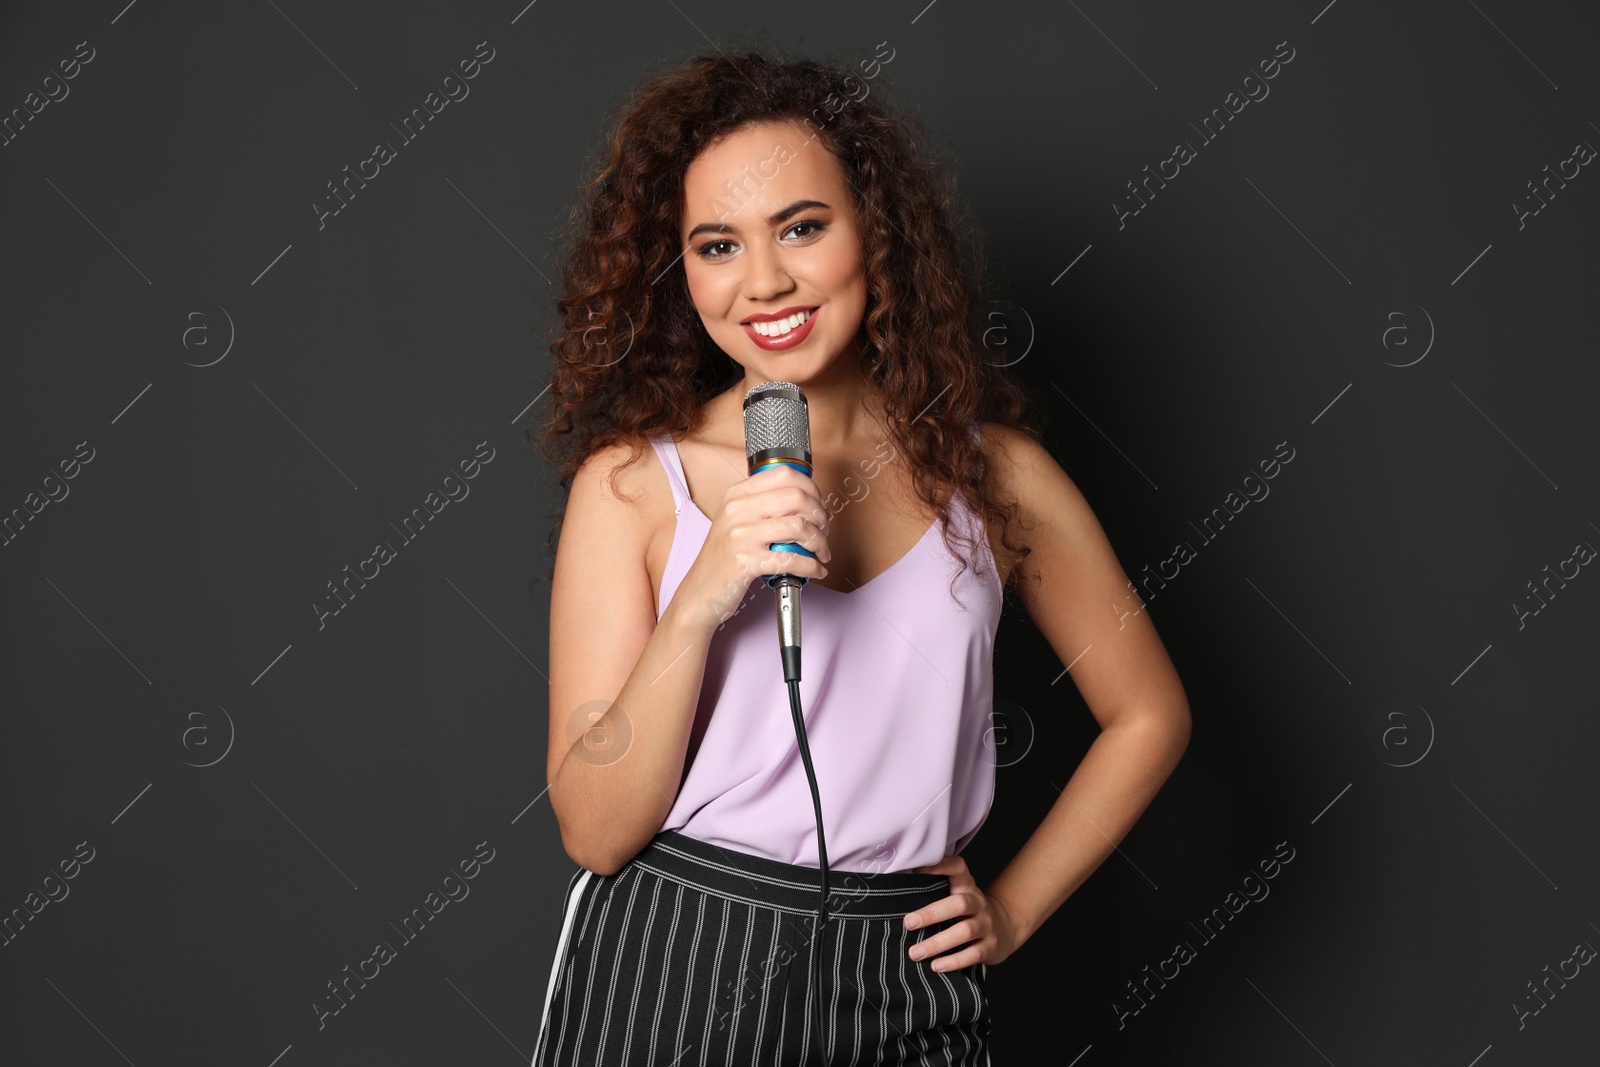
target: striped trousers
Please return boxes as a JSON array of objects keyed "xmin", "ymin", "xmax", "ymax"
[{"xmin": 532, "ymin": 829, "xmax": 993, "ymax": 1066}]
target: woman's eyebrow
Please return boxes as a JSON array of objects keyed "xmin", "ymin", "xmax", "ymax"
[{"xmin": 684, "ymin": 199, "xmax": 832, "ymax": 241}]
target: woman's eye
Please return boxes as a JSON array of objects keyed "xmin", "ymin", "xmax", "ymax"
[{"xmin": 694, "ymin": 222, "xmax": 823, "ymax": 259}]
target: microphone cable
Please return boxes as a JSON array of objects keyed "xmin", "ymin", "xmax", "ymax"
[
  {"xmin": 785, "ymin": 674, "xmax": 830, "ymax": 1067},
  {"xmin": 745, "ymin": 380, "xmax": 832, "ymax": 1064},
  {"xmin": 769, "ymin": 529, "xmax": 831, "ymax": 1066}
]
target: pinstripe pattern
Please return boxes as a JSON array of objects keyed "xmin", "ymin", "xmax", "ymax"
[{"xmin": 533, "ymin": 830, "xmax": 993, "ymax": 1065}]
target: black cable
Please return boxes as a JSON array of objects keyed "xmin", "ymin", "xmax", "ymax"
[{"xmin": 786, "ymin": 676, "xmax": 829, "ymax": 1067}]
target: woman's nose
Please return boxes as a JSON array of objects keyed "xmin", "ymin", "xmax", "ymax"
[{"xmin": 741, "ymin": 247, "xmax": 794, "ymax": 301}]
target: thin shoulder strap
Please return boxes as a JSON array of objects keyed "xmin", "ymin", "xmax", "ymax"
[{"xmin": 648, "ymin": 434, "xmax": 692, "ymax": 514}]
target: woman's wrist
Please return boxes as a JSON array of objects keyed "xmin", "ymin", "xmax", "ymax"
[{"xmin": 657, "ymin": 586, "xmax": 723, "ymax": 645}]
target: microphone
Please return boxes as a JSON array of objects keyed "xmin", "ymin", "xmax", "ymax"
[
  {"xmin": 742, "ymin": 381, "xmax": 816, "ymax": 684},
  {"xmin": 742, "ymin": 380, "xmax": 831, "ymax": 1067}
]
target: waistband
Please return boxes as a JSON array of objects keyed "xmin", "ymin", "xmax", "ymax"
[{"xmin": 626, "ymin": 830, "xmax": 951, "ymax": 920}]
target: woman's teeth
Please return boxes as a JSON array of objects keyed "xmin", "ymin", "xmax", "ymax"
[{"xmin": 751, "ymin": 310, "xmax": 811, "ymax": 337}]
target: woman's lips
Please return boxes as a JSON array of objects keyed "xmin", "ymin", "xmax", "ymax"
[{"xmin": 742, "ymin": 307, "xmax": 819, "ymax": 351}]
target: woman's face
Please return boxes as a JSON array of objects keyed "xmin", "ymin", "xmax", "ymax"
[{"xmin": 679, "ymin": 120, "xmax": 869, "ymax": 380}]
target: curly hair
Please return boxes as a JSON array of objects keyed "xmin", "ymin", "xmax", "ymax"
[{"xmin": 528, "ymin": 46, "xmax": 1046, "ymax": 604}]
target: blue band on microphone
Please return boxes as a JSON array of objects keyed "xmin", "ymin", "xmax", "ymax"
[{"xmin": 751, "ymin": 458, "xmax": 813, "ymax": 477}]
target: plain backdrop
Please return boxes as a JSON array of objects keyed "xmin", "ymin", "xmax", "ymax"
[{"xmin": 2, "ymin": 1, "xmax": 1597, "ymax": 1063}]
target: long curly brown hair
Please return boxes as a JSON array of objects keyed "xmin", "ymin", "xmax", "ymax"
[{"xmin": 528, "ymin": 47, "xmax": 1045, "ymax": 605}]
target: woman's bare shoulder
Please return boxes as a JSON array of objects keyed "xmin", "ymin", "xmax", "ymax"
[
  {"xmin": 974, "ymin": 420, "xmax": 1093, "ymax": 554},
  {"xmin": 561, "ymin": 436, "xmax": 682, "ymax": 566},
  {"xmin": 975, "ymin": 422, "xmax": 1044, "ymax": 505},
  {"xmin": 571, "ymin": 434, "xmax": 665, "ymax": 509}
]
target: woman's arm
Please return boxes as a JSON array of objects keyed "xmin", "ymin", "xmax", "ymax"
[
  {"xmin": 547, "ymin": 440, "xmax": 718, "ymax": 876},
  {"xmin": 979, "ymin": 424, "xmax": 1192, "ymax": 947}
]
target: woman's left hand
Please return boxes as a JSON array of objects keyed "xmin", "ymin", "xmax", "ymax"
[{"xmin": 901, "ymin": 854, "xmax": 1024, "ymax": 972}]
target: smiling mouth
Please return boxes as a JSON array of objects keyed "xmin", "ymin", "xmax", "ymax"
[{"xmin": 747, "ymin": 308, "xmax": 815, "ymax": 338}]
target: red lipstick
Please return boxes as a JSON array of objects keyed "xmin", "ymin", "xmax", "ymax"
[{"xmin": 741, "ymin": 306, "xmax": 819, "ymax": 351}]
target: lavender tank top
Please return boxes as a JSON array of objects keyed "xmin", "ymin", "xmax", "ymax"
[{"xmin": 647, "ymin": 431, "xmax": 1003, "ymax": 875}]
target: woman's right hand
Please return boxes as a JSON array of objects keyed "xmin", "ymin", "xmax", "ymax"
[{"xmin": 677, "ymin": 464, "xmax": 833, "ymax": 633}]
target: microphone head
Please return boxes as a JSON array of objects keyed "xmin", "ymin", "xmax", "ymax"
[{"xmin": 742, "ymin": 382, "xmax": 811, "ymax": 476}]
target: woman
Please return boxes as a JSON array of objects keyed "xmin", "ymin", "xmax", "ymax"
[{"xmin": 531, "ymin": 49, "xmax": 1190, "ymax": 1066}]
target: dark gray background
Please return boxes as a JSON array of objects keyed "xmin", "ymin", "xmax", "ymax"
[{"xmin": 3, "ymin": 0, "xmax": 1597, "ymax": 1063}]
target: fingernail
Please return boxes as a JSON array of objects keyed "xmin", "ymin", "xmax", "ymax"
[{"xmin": 905, "ymin": 915, "xmax": 920, "ymax": 929}]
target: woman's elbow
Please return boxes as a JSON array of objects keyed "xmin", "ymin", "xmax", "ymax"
[
  {"xmin": 1155, "ymin": 689, "xmax": 1192, "ymax": 745},
  {"xmin": 1116, "ymin": 696, "xmax": 1191, "ymax": 763},
  {"xmin": 1162, "ymin": 697, "xmax": 1193, "ymax": 767},
  {"xmin": 557, "ymin": 824, "xmax": 624, "ymax": 877}
]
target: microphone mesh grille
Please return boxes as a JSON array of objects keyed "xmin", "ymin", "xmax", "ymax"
[{"xmin": 743, "ymin": 383, "xmax": 810, "ymax": 460}]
